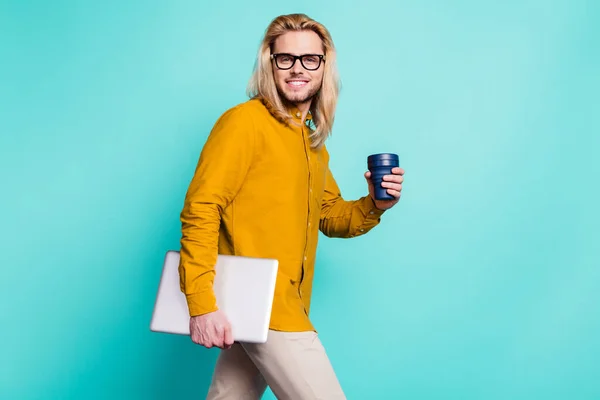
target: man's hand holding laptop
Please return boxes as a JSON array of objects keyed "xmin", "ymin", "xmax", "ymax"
[{"xmin": 190, "ymin": 310, "xmax": 234, "ymax": 350}]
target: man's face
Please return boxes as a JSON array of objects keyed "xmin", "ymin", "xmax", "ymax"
[{"xmin": 271, "ymin": 30, "xmax": 325, "ymax": 109}]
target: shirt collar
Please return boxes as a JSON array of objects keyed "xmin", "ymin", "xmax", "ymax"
[{"xmin": 290, "ymin": 106, "xmax": 312, "ymax": 122}]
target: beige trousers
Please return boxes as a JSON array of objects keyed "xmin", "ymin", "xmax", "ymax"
[{"xmin": 206, "ymin": 330, "xmax": 346, "ymax": 400}]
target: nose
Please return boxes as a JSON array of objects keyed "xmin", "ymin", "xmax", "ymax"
[{"xmin": 291, "ymin": 58, "xmax": 304, "ymax": 74}]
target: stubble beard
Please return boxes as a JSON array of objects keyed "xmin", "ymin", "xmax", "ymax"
[{"xmin": 277, "ymin": 81, "xmax": 321, "ymax": 107}]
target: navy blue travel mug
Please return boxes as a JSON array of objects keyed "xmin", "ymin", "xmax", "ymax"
[{"xmin": 368, "ymin": 153, "xmax": 399, "ymax": 201}]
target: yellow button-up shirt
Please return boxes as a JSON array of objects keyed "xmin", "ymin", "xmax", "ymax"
[{"xmin": 179, "ymin": 98, "xmax": 385, "ymax": 332}]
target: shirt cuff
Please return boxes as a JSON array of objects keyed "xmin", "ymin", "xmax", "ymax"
[
  {"xmin": 185, "ymin": 291, "xmax": 218, "ymax": 317},
  {"xmin": 361, "ymin": 195, "xmax": 386, "ymax": 219}
]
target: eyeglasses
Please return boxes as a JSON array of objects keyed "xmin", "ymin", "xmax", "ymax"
[{"xmin": 270, "ymin": 53, "xmax": 325, "ymax": 71}]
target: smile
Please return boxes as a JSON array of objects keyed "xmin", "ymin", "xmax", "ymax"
[{"xmin": 286, "ymin": 80, "xmax": 308, "ymax": 88}]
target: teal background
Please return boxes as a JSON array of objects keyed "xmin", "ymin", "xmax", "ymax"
[{"xmin": 1, "ymin": 0, "xmax": 598, "ymax": 399}]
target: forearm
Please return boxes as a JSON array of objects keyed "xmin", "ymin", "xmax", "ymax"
[
  {"xmin": 319, "ymin": 194, "xmax": 384, "ymax": 238},
  {"xmin": 179, "ymin": 201, "xmax": 221, "ymax": 316}
]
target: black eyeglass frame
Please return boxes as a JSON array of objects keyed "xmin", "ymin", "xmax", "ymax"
[{"xmin": 270, "ymin": 53, "xmax": 326, "ymax": 71}]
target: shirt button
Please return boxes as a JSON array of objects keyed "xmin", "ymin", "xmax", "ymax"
[
  {"xmin": 360, "ymin": 228, "xmax": 365, "ymax": 232},
  {"xmin": 369, "ymin": 211, "xmax": 375, "ymax": 215},
  {"xmin": 296, "ymin": 112, "xmax": 301, "ymax": 117}
]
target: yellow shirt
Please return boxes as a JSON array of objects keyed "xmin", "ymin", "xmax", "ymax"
[{"xmin": 178, "ymin": 98, "xmax": 385, "ymax": 332}]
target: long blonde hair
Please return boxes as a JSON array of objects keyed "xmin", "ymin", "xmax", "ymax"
[{"xmin": 247, "ymin": 13, "xmax": 340, "ymax": 149}]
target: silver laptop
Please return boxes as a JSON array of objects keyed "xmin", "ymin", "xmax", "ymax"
[{"xmin": 150, "ymin": 250, "xmax": 278, "ymax": 343}]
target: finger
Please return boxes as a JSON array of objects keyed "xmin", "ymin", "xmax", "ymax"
[
  {"xmin": 383, "ymin": 175, "xmax": 403, "ymax": 184},
  {"xmin": 391, "ymin": 167, "xmax": 405, "ymax": 175},
  {"xmin": 200, "ymin": 332, "xmax": 212, "ymax": 348},
  {"xmin": 382, "ymin": 182, "xmax": 402, "ymax": 191},
  {"xmin": 198, "ymin": 332, "xmax": 208, "ymax": 347},
  {"xmin": 204, "ymin": 335, "xmax": 216, "ymax": 348},
  {"xmin": 364, "ymin": 173, "xmax": 373, "ymax": 188},
  {"xmin": 199, "ymin": 320, "xmax": 214, "ymax": 347},
  {"xmin": 223, "ymin": 324, "xmax": 234, "ymax": 348},
  {"xmin": 386, "ymin": 189, "xmax": 402, "ymax": 198},
  {"xmin": 213, "ymin": 325, "xmax": 224, "ymax": 349}
]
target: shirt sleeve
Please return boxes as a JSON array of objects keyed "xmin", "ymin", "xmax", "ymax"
[
  {"xmin": 178, "ymin": 106, "xmax": 256, "ymax": 316},
  {"xmin": 319, "ymin": 164, "xmax": 386, "ymax": 238}
]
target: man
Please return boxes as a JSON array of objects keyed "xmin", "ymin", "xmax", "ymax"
[{"xmin": 178, "ymin": 13, "xmax": 405, "ymax": 399}]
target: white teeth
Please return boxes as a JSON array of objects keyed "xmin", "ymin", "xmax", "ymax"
[{"xmin": 289, "ymin": 81, "xmax": 307, "ymax": 86}]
